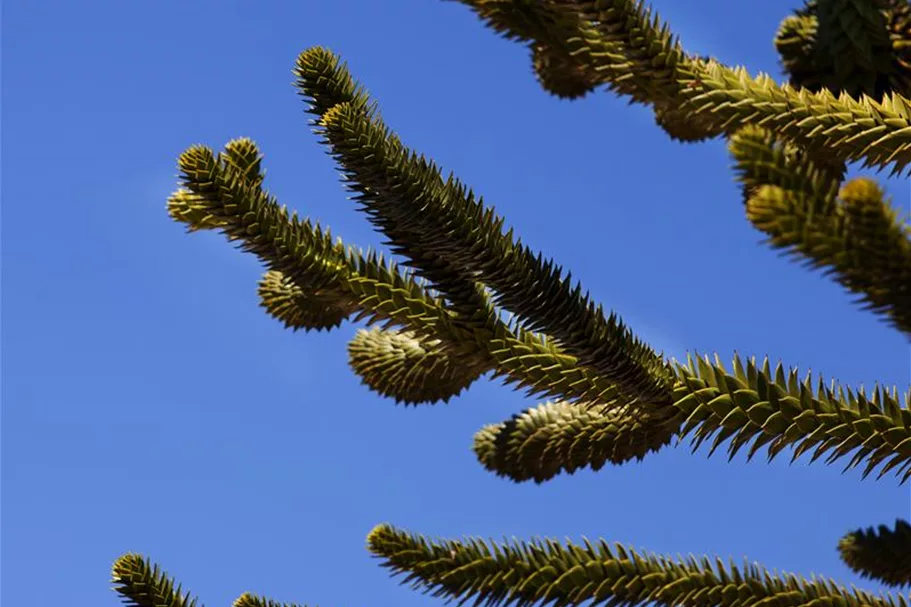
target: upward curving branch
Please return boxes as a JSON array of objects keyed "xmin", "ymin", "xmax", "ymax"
[
  {"xmin": 171, "ymin": 134, "xmax": 657, "ymax": 410},
  {"xmin": 318, "ymin": 101, "xmax": 674, "ymax": 407},
  {"xmin": 294, "ymin": 46, "xmax": 675, "ymax": 409}
]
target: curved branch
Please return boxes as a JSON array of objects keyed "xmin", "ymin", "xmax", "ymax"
[
  {"xmin": 348, "ymin": 327, "xmax": 484, "ymax": 404},
  {"xmin": 474, "ymin": 400, "xmax": 679, "ymax": 482},
  {"xmin": 258, "ymin": 270, "xmax": 354, "ymax": 332},
  {"xmin": 111, "ymin": 554, "xmax": 199, "ymax": 607}
]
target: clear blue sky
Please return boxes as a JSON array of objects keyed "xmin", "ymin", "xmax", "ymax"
[{"xmin": 3, "ymin": 1, "xmax": 909, "ymax": 605}]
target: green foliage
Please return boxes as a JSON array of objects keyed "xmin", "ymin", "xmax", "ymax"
[
  {"xmin": 114, "ymin": 1, "xmax": 911, "ymax": 605},
  {"xmin": 112, "ymin": 554, "xmax": 200, "ymax": 607},
  {"xmin": 365, "ymin": 522, "xmax": 908, "ymax": 607},
  {"xmin": 474, "ymin": 399, "xmax": 677, "ymax": 482},
  {"xmin": 839, "ymin": 519, "xmax": 911, "ymax": 586},
  {"xmin": 348, "ymin": 326, "xmax": 483, "ymax": 404},
  {"xmin": 111, "ymin": 554, "xmax": 306, "ymax": 607}
]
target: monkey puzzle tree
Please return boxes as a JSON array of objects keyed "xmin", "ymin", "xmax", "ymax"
[{"xmin": 112, "ymin": 1, "xmax": 911, "ymax": 605}]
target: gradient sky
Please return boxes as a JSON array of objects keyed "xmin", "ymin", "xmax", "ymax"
[{"xmin": 3, "ymin": 1, "xmax": 910, "ymax": 606}]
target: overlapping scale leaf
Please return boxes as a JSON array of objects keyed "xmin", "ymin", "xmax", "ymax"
[
  {"xmin": 670, "ymin": 354, "xmax": 911, "ymax": 483},
  {"xmin": 293, "ymin": 46, "xmax": 379, "ymax": 123},
  {"xmin": 839, "ymin": 519, "xmax": 911, "ymax": 587},
  {"xmin": 111, "ymin": 554, "xmax": 199, "ymax": 607},
  {"xmin": 167, "ymin": 189, "xmax": 231, "ymax": 232},
  {"xmin": 318, "ymin": 101, "xmax": 674, "ymax": 408},
  {"xmin": 745, "ymin": 178, "xmax": 911, "ymax": 337},
  {"xmin": 483, "ymin": 327, "xmax": 633, "ymax": 408},
  {"xmin": 348, "ymin": 326, "xmax": 484, "ymax": 404},
  {"xmin": 258, "ymin": 270, "xmax": 354, "ymax": 332},
  {"xmin": 474, "ymin": 400, "xmax": 681, "ymax": 483},
  {"xmin": 366, "ymin": 523, "xmax": 909, "ymax": 607}
]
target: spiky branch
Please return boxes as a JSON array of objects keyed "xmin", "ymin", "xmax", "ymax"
[
  {"xmin": 366, "ymin": 523, "xmax": 910, "ymax": 607},
  {"xmin": 111, "ymin": 554, "xmax": 306, "ymax": 607},
  {"xmin": 136, "ymin": 0, "xmax": 911, "ymax": 604},
  {"xmin": 112, "ymin": 554, "xmax": 200, "ymax": 607}
]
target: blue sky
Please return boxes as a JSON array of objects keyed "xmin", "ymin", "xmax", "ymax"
[{"xmin": 3, "ymin": 1, "xmax": 909, "ymax": 605}]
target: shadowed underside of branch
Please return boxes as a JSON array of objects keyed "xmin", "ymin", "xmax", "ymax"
[
  {"xmin": 451, "ymin": 0, "xmax": 911, "ymax": 175},
  {"xmin": 294, "ymin": 43, "xmax": 674, "ymax": 407},
  {"xmin": 775, "ymin": 0, "xmax": 911, "ymax": 97},
  {"xmin": 839, "ymin": 519, "xmax": 911, "ymax": 587}
]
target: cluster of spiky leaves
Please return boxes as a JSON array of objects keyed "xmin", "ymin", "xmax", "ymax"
[
  {"xmin": 169, "ymin": 139, "xmax": 657, "ymax": 410},
  {"xmin": 775, "ymin": 0, "xmax": 911, "ymax": 97},
  {"xmin": 348, "ymin": 326, "xmax": 483, "ymax": 404},
  {"xmin": 455, "ymin": 0, "xmax": 911, "ymax": 174},
  {"xmin": 112, "ymin": 554, "xmax": 200, "ymax": 607},
  {"xmin": 728, "ymin": 126, "xmax": 911, "ymax": 338},
  {"xmin": 258, "ymin": 269, "xmax": 354, "ymax": 332},
  {"xmin": 115, "ymin": 0, "xmax": 911, "ymax": 605},
  {"xmin": 111, "ymin": 554, "xmax": 303, "ymax": 607}
]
